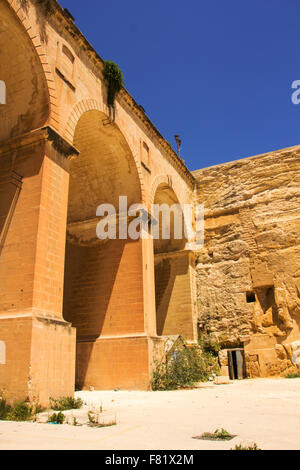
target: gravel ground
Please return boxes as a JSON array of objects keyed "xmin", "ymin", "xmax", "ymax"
[{"xmin": 0, "ymin": 378, "xmax": 299, "ymax": 450}]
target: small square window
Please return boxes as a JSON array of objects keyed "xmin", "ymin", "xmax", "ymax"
[{"xmin": 246, "ymin": 291, "xmax": 256, "ymax": 303}]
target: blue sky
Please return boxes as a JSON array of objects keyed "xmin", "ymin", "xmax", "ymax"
[{"xmin": 59, "ymin": 0, "xmax": 300, "ymax": 171}]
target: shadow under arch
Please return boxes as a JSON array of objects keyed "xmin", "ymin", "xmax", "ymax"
[
  {"xmin": 152, "ymin": 183, "xmax": 191, "ymax": 337},
  {"xmin": 63, "ymin": 109, "xmax": 144, "ymax": 389}
]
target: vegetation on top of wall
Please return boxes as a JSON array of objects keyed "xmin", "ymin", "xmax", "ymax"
[
  {"xmin": 151, "ymin": 342, "xmax": 220, "ymax": 391},
  {"xmin": 103, "ymin": 61, "xmax": 124, "ymax": 108}
]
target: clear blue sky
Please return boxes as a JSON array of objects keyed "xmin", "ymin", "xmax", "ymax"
[{"xmin": 59, "ymin": 0, "xmax": 300, "ymax": 171}]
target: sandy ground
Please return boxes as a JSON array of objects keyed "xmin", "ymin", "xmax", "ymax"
[{"xmin": 0, "ymin": 378, "xmax": 300, "ymax": 450}]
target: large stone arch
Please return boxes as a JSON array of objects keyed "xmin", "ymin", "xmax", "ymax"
[
  {"xmin": 1, "ymin": 0, "xmax": 59, "ymax": 139},
  {"xmin": 151, "ymin": 177, "xmax": 197, "ymax": 340},
  {"xmin": 63, "ymin": 107, "xmax": 149, "ymax": 390},
  {"xmin": 64, "ymin": 99, "xmax": 146, "ymax": 204}
]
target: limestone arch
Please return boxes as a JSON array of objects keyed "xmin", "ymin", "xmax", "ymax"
[
  {"xmin": 151, "ymin": 180, "xmax": 196, "ymax": 340},
  {"xmin": 150, "ymin": 178, "xmax": 187, "ymax": 254},
  {"xmin": 1, "ymin": 0, "xmax": 59, "ymax": 138},
  {"xmin": 64, "ymin": 99, "xmax": 146, "ymax": 204},
  {"xmin": 63, "ymin": 108, "xmax": 146, "ymax": 389}
]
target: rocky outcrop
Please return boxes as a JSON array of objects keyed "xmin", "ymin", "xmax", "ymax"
[{"xmin": 193, "ymin": 146, "xmax": 300, "ymax": 376}]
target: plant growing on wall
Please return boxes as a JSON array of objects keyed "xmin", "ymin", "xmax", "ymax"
[{"xmin": 103, "ymin": 61, "xmax": 124, "ymax": 110}]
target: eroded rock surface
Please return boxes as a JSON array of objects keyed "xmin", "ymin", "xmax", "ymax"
[{"xmin": 193, "ymin": 147, "xmax": 300, "ymax": 376}]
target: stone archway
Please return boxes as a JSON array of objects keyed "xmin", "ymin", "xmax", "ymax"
[
  {"xmin": 152, "ymin": 183, "xmax": 197, "ymax": 341},
  {"xmin": 62, "ymin": 109, "xmax": 149, "ymax": 390}
]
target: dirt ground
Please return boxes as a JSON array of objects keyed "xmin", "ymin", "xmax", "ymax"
[{"xmin": 0, "ymin": 378, "xmax": 299, "ymax": 450}]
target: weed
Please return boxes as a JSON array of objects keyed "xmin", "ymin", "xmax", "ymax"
[
  {"xmin": 195, "ymin": 428, "xmax": 235, "ymax": 441},
  {"xmin": 6, "ymin": 401, "xmax": 33, "ymax": 421},
  {"xmin": 0, "ymin": 398, "xmax": 11, "ymax": 420},
  {"xmin": 88, "ymin": 411, "xmax": 98, "ymax": 425},
  {"xmin": 33, "ymin": 403, "xmax": 45, "ymax": 414},
  {"xmin": 0, "ymin": 399, "xmax": 42, "ymax": 422},
  {"xmin": 48, "ymin": 412, "xmax": 66, "ymax": 424},
  {"xmin": 88, "ymin": 409, "xmax": 116, "ymax": 428},
  {"xmin": 285, "ymin": 372, "xmax": 300, "ymax": 379},
  {"xmin": 232, "ymin": 443, "xmax": 261, "ymax": 450},
  {"xmin": 50, "ymin": 397, "xmax": 83, "ymax": 411}
]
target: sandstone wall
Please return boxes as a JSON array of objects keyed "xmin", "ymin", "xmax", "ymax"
[{"xmin": 193, "ymin": 146, "xmax": 300, "ymax": 376}]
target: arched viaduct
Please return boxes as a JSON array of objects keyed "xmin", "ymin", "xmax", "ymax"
[{"xmin": 0, "ymin": 0, "xmax": 198, "ymax": 404}]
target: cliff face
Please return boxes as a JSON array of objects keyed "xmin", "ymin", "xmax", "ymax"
[{"xmin": 193, "ymin": 146, "xmax": 300, "ymax": 376}]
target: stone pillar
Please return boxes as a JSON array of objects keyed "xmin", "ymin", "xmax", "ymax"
[
  {"xmin": 65, "ymin": 235, "xmax": 160, "ymax": 390},
  {"xmin": 0, "ymin": 127, "xmax": 78, "ymax": 405}
]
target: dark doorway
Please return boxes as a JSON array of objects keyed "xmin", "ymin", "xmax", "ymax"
[{"xmin": 227, "ymin": 349, "xmax": 246, "ymax": 380}]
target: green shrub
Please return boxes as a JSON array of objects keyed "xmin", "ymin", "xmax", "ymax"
[
  {"xmin": 6, "ymin": 401, "xmax": 33, "ymax": 421},
  {"xmin": 88, "ymin": 409, "xmax": 116, "ymax": 428},
  {"xmin": 152, "ymin": 343, "xmax": 220, "ymax": 391},
  {"xmin": 50, "ymin": 396, "xmax": 83, "ymax": 411},
  {"xmin": 201, "ymin": 428, "xmax": 234, "ymax": 440},
  {"xmin": 0, "ymin": 398, "xmax": 43, "ymax": 421},
  {"xmin": 0, "ymin": 398, "xmax": 11, "ymax": 420},
  {"xmin": 88, "ymin": 411, "xmax": 97, "ymax": 425},
  {"xmin": 198, "ymin": 333, "xmax": 221, "ymax": 356},
  {"xmin": 34, "ymin": 403, "xmax": 45, "ymax": 414},
  {"xmin": 48, "ymin": 412, "xmax": 65, "ymax": 424},
  {"xmin": 232, "ymin": 443, "xmax": 261, "ymax": 450},
  {"xmin": 285, "ymin": 372, "xmax": 300, "ymax": 379}
]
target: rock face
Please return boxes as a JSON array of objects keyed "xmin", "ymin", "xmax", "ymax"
[{"xmin": 193, "ymin": 146, "xmax": 300, "ymax": 377}]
